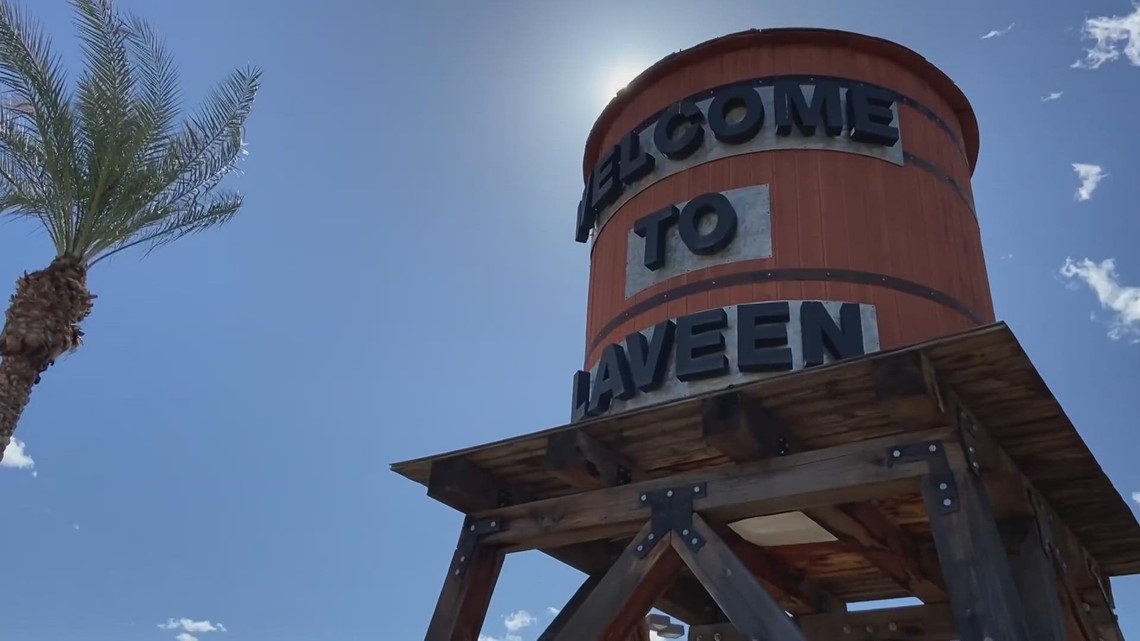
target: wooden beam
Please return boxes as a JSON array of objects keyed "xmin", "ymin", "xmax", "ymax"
[
  {"xmin": 699, "ymin": 391, "xmax": 945, "ymax": 604},
  {"xmin": 922, "ymin": 466, "xmax": 1032, "ymax": 641},
  {"xmin": 872, "ymin": 350, "xmax": 946, "ymax": 430},
  {"xmin": 1003, "ymin": 517, "xmax": 1068, "ymax": 641},
  {"xmin": 425, "ymin": 517, "xmax": 507, "ymax": 641},
  {"xmin": 428, "ymin": 456, "xmax": 531, "ymax": 510},
  {"xmin": 552, "ymin": 521, "xmax": 684, "ymax": 641},
  {"xmin": 700, "ymin": 392, "xmax": 787, "ymax": 461},
  {"xmin": 477, "ymin": 428, "xmax": 954, "ymax": 551},
  {"xmin": 673, "ymin": 513, "xmax": 808, "ymax": 641},
  {"xmin": 546, "ymin": 429, "xmax": 645, "ymax": 489},
  {"xmin": 808, "ymin": 503, "xmax": 946, "ymax": 602},
  {"xmin": 797, "ymin": 603, "xmax": 956, "ymax": 641}
]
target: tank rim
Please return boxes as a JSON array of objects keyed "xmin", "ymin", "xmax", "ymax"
[{"xmin": 582, "ymin": 27, "xmax": 980, "ymax": 180}]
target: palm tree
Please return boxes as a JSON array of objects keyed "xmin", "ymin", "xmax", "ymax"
[{"xmin": 0, "ymin": 0, "xmax": 260, "ymax": 462}]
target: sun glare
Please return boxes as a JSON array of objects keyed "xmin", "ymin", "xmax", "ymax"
[{"xmin": 601, "ymin": 63, "xmax": 645, "ymax": 103}]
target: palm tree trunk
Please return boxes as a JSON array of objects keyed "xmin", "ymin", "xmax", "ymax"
[{"xmin": 0, "ymin": 257, "xmax": 93, "ymax": 462}]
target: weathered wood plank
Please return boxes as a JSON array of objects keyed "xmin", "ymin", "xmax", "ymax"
[
  {"xmin": 674, "ymin": 513, "xmax": 807, "ymax": 641},
  {"xmin": 478, "ymin": 430, "xmax": 953, "ymax": 551},
  {"xmin": 797, "ymin": 603, "xmax": 956, "ymax": 640},
  {"xmin": 552, "ymin": 522, "xmax": 683, "ymax": 641}
]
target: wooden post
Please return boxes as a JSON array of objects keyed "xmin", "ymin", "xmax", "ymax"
[
  {"xmin": 1001, "ymin": 518, "xmax": 1067, "ymax": 641},
  {"xmin": 425, "ymin": 516, "xmax": 507, "ymax": 641},
  {"xmin": 919, "ymin": 458, "xmax": 1032, "ymax": 641}
]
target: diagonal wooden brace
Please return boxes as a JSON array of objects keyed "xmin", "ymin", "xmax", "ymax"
[
  {"xmin": 553, "ymin": 520, "xmax": 684, "ymax": 641},
  {"xmin": 426, "ymin": 516, "xmax": 507, "ymax": 641},
  {"xmin": 673, "ymin": 513, "xmax": 808, "ymax": 641}
]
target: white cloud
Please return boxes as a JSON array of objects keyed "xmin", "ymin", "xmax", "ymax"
[
  {"xmin": 1000, "ymin": 253, "xmax": 1014, "ymax": 261},
  {"xmin": 1073, "ymin": 5, "xmax": 1140, "ymax": 69},
  {"xmin": 1041, "ymin": 91, "xmax": 1063, "ymax": 102},
  {"xmin": 158, "ymin": 618, "xmax": 226, "ymax": 641},
  {"xmin": 1132, "ymin": 491, "xmax": 1140, "ymax": 506},
  {"xmin": 158, "ymin": 618, "xmax": 224, "ymax": 633},
  {"xmin": 1060, "ymin": 258, "xmax": 1140, "ymax": 342},
  {"xmin": 981, "ymin": 22, "xmax": 1015, "ymax": 39},
  {"xmin": 504, "ymin": 610, "xmax": 537, "ymax": 633},
  {"xmin": 1072, "ymin": 163, "xmax": 1107, "ymax": 201},
  {"xmin": 0, "ymin": 438, "xmax": 35, "ymax": 470},
  {"xmin": 73, "ymin": 523, "xmax": 80, "ymax": 531},
  {"xmin": 546, "ymin": 606, "xmax": 560, "ymax": 616}
]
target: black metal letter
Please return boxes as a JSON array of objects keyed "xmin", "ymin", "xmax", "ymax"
[
  {"xmin": 675, "ymin": 308, "xmax": 729, "ymax": 382},
  {"xmin": 846, "ymin": 84, "xmax": 900, "ymax": 146},
  {"xmin": 774, "ymin": 80, "xmax": 843, "ymax": 137},
  {"xmin": 678, "ymin": 192, "xmax": 738, "ymax": 256},
  {"xmin": 574, "ymin": 192, "xmax": 593, "ymax": 243},
  {"xmin": 571, "ymin": 370, "xmax": 591, "ymax": 422},
  {"xmin": 619, "ymin": 130, "xmax": 655, "ymax": 185},
  {"xmin": 590, "ymin": 145, "xmax": 623, "ymax": 213},
  {"xmin": 737, "ymin": 302, "xmax": 793, "ymax": 372},
  {"xmin": 625, "ymin": 320, "xmax": 676, "ymax": 393},
  {"xmin": 587, "ymin": 344, "xmax": 636, "ymax": 415},
  {"xmin": 653, "ymin": 100, "xmax": 705, "ymax": 160},
  {"xmin": 633, "ymin": 205, "xmax": 679, "ymax": 271},
  {"xmin": 708, "ymin": 84, "xmax": 765, "ymax": 144},
  {"xmin": 801, "ymin": 302, "xmax": 865, "ymax": 367}
]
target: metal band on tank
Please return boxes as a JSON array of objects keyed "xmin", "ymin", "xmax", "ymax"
[
  {"xmin": 587, "ymin": 267, "xmax": 986, "ymax": 355},
  {"xmin": 903, "ymin": 152, "xmax": 976, "ymax": 215}
]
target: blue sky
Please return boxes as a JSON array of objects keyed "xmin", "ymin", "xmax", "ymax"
[{"xmin": 1, "ymin": 1, "xmax": 1139, "ymax": 639}]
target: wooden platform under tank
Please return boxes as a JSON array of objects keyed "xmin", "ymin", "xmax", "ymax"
[{"xmin": 394, "ymin": 322, "xmax": 1140, "ymax": 641}]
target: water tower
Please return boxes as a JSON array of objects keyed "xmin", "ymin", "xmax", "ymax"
[{"xmin": 396, "ymin": 28, "xmax": 1140, "ymax": 641}]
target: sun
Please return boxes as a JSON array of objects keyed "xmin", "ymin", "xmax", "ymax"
[{"xmin": 601, "ymin": 63, "xmax": 645, "ymax": 102}]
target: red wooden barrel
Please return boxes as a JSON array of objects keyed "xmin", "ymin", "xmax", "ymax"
[{"xmin": 570, "ymin": 28, "xmax": 991, "ymax": 421}]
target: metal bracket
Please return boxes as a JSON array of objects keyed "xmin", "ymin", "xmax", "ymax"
[
  {"xmin": 954, "ymin": 406, "xmax": 983, "ymax": 476},
  {"xmin": 776, "ymin": 436, "xmax": 792, "ymax": 456},
  {"xmin": 634, "ymin": 483, "xmax": 708, "ymax": 558},
  {"xmin": 886, "ymin": 440, "xmax": 959, "ymax": 514},
  {"xmin": 615, "ymin": 464, "xmax": 632, "ymax": 486},
  {"xmin": 451, "ymin": 516, "xmax": 504, "ymax": 578},
  {"xmin": 496, "ymin": 489, "xmax": 516, "ymax": 508}
]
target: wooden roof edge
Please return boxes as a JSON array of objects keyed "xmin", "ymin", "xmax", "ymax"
[
  {"xmin": 389, "ymin": 322, "xmax": 1011, "ymax": 476},
  {"xmin": 998, "ymin": 325, "xmax": 1140, "ymax": 576}
]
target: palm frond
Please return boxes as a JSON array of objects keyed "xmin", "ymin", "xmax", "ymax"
[
  {"xmin": 0, "ymin": 0, "xmax": 79, "ymax": 243},
  {"xmin": 0, "ymin": 0, "xmax": 260, "ymax": 268}
]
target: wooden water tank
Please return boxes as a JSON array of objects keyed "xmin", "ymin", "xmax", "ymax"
[{"xmin": 571, "ymin": 28, "xmax": 992, "ymax": 420}]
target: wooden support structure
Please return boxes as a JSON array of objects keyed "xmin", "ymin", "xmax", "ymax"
[{"xmin": 395, "ymin": 325, "xmax": 1140, "ymax": 640}]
